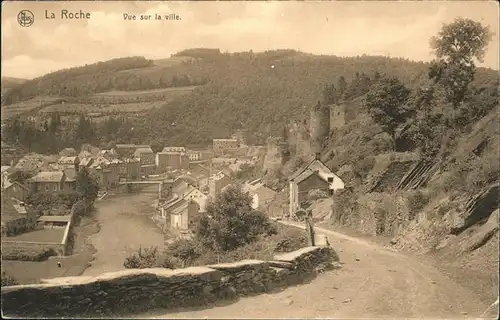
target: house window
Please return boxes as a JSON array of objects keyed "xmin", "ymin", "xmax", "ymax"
[
  {"xmin": 45, "ymin": 185, "xmax": 50, "ymax": 191},
  {"xmin": 329, "ymin": 189, "xmax": 334, "ymax": 196},
  {"xmin": 327, "ymin": 177, "xmax": 334, "ymax": 183}
]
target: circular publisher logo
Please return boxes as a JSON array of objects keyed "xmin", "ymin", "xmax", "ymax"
[{"xmin": 18, "ymin": 10, "xmax": 34, "ymax": 27}]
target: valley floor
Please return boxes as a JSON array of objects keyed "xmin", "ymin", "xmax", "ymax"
[
  {"xmin": 141, "ymin": 221, "xmax": 496, "ymax": 319},
  {"xmin": 82, "ymin": 185, "xmax": 164, "ymax": 276}
]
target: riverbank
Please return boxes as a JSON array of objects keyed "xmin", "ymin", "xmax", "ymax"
[{"xmin": 1, "ymin": 214, "xmax": 101, "ymax": 284}]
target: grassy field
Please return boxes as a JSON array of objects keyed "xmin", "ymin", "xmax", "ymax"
[
  {"xmin": 1, "ymin": 96, "xmax": 62, "ymax": 119},
  {"xmin": 5, "ymin": 228, "xmax": 66, "ymax": 243},
  {"xmin": 93, "ymin": 85, "xmax": 197, "ymax": 97}
]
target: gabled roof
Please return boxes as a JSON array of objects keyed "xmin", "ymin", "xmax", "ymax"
[
  {"xmin": 134, "ymin": 147, "xmax": 154, "ymax": 155},
  {"xmin": 2, "ymin": 180, "xmax": 28, "ymax": 191},
  {"xmin": 28, "ymin": 171, "xmax": 65, "ymax": 183},
  {"xmin": 290, "ymin": 159, "xmax": 331, "ymax": 181},
  {"xmin": 79, "ymin": 157, "xmax": 94, "ymax": 167},
  {"xmin": 254, "ymin": 185, "xmax": 277, "ymax": 203}
]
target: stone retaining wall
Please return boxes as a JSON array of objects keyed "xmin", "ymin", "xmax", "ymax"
[{"xmin": 1, "ymin": 246, "xmax": 337, "ymax": 318}]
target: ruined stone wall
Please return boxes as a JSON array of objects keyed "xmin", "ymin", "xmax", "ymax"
[
  {"xmin": 1, "ymin": 246, "xmax": 337, "ymax": 318},
  {"xmin": 310, "ymin": 104, "xmax": 330, "ymax": 155},
  {"xmin": 263, "ymin": 137, "xmax": 285, "ymax": 172}
]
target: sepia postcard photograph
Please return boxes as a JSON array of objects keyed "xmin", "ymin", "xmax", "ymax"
[{"xmin": 1, "ymin": 0, "xmax": 499, "ymax": 318}]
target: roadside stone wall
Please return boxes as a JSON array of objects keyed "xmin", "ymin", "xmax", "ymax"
[{"xmin": 1, "ymin": 246, "xmax": 338, "ymax": 318}]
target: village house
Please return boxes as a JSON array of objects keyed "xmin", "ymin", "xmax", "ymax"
[
  {"xmin": 134, "ymin": 147, "xmax": 155, "ymax": 165},
  {"xmin": 162, "ymin": 147, "xmax": 186, "ymax": 153},
  {"xmin": 99, "ymin": 149, "xmax": 119, "ymax": 160},
  {"xmin": 1, "ymin": 193, "xmax": 37, "ymax": 236},
  {"xmin": 156, "ymin": 151, "xmax": 189, "ymax": 171},
  {"xmin": 243, "ymin": 178, "xmax": 277, "ymax": 211},
  {"xmin": 288, "ymin": 157, "xmax": 345, "ymax": 215},
  {"xmin": 170, "ymin": 200, "xmax": 199, "ymax": 231},
  {"xmin": 1, "ymin": 179, "xmax": 29, "ymax": 202},
  {"xmin": 57, "ymin": 156, "xmax": 80, "ymax": 169},
  {"xmin": 208, "ymin": 171, "xmax": 233, "ymax": 200},
  {"xmin": 172, "ymin": 180, "xmax": 208, "ymax": 212},
  {"xmin": 213, "ymin": 138, "xmax": 239, "ymax": 156},
  {"xmin": 117, "ymin": 158, "xmax": 140, "ymax": 181},
  {"xmin": 157, "ymin": 197, "xmax": 199, "ymax": 231},
  {"xmin": 89, "ymin": 157, "xmax": 120, "ymax": 190},
  {"xmin": 78, "ymin": 157, "xmax": 94, "ymax": 170},
  {"xmin": 186, "ymin": 150, "xmax": 202, "ymax": 161},
  {"xmin": 26, "ymin": 171, "xmax": 74, "ymax": 193}
]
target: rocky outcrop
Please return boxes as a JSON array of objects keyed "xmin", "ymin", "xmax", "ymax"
[
  {"xmin": 1, "ymin": 246, "xmax": 338, "ymax": 318},
  {"xmin": 450, "ymin": 183, "xmax": 499, "ymax": 235}
]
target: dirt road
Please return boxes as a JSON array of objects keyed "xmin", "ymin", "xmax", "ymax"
[
  {"xmin": 82, "ymin": 186, "xmax": 164, "ymax": 276},
  {"xmin": 146, "ymin": 220, "xmax": 493, "ymax": 319}
]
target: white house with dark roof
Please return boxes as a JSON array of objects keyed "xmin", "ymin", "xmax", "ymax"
[
  {"xmin": 243, "ymin": 178, "xmax": 277, "ymax": 211},
  {"xmin": 288, "ymin": 158, "xmax": 344, "ymax": 215},
  {"xmin": 27, "ymin": 171, "xmax": 73, "ymax": 193}
]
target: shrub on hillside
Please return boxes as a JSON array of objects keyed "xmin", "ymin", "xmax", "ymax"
[
  {"xmin": 307, "ymin": 189, "xmax": 330, "ymax": 201},
  {"xmin": 406, "ymin": 190, "xmax": 431, "ymax": 220},
  {"xmin": 1, "ymin": 272, "xmax": 19, "ymax": 286},
  {"xmin": 195, "ymin": 185, "xmax": 277, "ymax": 252},
  {"xmin": 123, "ymin": 246, "xmax": 157, "ymax": 269}
]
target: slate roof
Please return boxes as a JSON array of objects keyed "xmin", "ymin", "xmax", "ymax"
[
  {"xmin": 29, "ymin": 171, "xmax": 65, "ymax": 183},
  {"xmin": 1, "ymin": 194, "xmax": 27, "ymax": 223},
  {"xmin": 134, "ymin": 147, "xmax": 154, "ymax": 155}
]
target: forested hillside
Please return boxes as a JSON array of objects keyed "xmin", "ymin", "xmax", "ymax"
[{"xmin": 2, "ymin": 47, "xmax": 498, "ymax": 151}]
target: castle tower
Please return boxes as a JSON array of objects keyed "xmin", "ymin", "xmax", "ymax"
[{"xmin": 309, "ymin": 100, "xmax": 330, "ymax": 156}]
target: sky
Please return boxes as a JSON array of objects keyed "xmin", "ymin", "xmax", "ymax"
[{"xmin": 2, "ymin": 1, "xmax": 499, "ymax": 79}]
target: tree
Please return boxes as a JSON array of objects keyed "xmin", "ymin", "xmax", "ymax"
[
  {"xmin": 75, "ymin": 167, "xmax": 99, "ymax": 203},
  {"xmin": 322, "ymin": 83, "xmax": 337, "ymax": 104},
  {"xmin": 365, "ymin": 77, "xmax": 412, "ymax": 146},
  {"xmin": 195, "ymin": 185, "xmax": 277, "ymax": 251},
  {"xmin": 337, "ymin": 76, "xmax": 348, "ymax": 100},
  {"xmin": 429, "ymin": 18, "xmax": 493, "ymax": 108}
]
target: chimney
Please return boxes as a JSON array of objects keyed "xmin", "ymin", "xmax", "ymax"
[{"xmin": 315, "ymin": 153, "xmax": 321, "ymax": 160}]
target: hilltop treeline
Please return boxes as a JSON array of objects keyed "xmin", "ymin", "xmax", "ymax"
[
  {"xmin": 2, "ymin": 48, "xmax": 498, "ymax": 152},
  {"xmin": 3, "ymin": 56, "xmax": 206, "ymax": 104}
]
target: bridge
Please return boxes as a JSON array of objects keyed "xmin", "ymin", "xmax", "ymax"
[{"xmin": 118, "ymin": 179, "xmax": 174, "ymax": 198}]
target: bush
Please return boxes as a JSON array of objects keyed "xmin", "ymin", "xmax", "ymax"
[
  {"xmin": 407, "ymin": 190, "xmax": 431, "ymax": 220},
  {"xmin": 1, "ymin": 247, "xmax": 58, "ymax": 262},
  {"xmin": 123, "ymin": 246, "xmax": 163, "ymax": 269},
  {"xmin": 195, "ymin": 185, "xmax": 277, "ymax": 252},
  {"xmin": 1, "ymin": 272, "xmax": 19, "ymax": 286}
]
